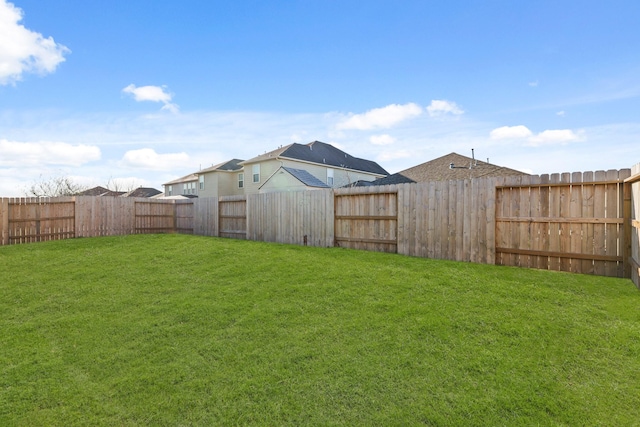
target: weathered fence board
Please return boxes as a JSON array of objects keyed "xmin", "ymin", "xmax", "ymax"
[
  {"xmin": 246, "ymin": 189, "xmax": 333, "ymax": 247},
  {"xmin": 193, "ymin": 197, "xmax": 218, "ymax": 237},
  {"xmin": 219, "ymin": 196, "xmax": 247, "ymax": 239}
]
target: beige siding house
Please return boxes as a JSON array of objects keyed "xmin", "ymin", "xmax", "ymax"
[
  {"xmin": 197, "ymin": 159, "xmax": 245, "ymax": 198},
  {"xmin": 162, "ymin": 173, "xmax": 199, "ymax": 197},
  {"xmin": 259, "ymin": 167, "xmax": 331, "ymax": 193},
  {"xmin": 241, "ymin": 141, "xmax": 388, "ymax": 194}
]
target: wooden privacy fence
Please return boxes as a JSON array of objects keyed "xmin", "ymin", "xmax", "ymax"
[
  {"xmin": 1, "ymin": 166, "xmax": 639, "ymax": 288},
  {"xmin": 495, "ymin": 170, "xmax": 629, "ymax": 277}
]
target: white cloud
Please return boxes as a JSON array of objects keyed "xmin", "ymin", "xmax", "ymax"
[
  {"xmin": 489, "ymin": 125, "xmax": 583, "ymax": 146},
  {"xmin": 490, "ymin": 125, "xmax": 533, "ymax": 140},
  {"xmin": 120, "ymin": 148, "xmax": 190, "ymax": 171},
  {"xmin": 426, "ymin": 100, "xmax": 464, "ymax": 117},
  {"xmin": 337, "ymin": 103, "xmax": 422, "ymax": 130},
  {"xmin": 369, "ymin": 134, "xmax": 396, "ymax": 146},
  {"xmin": 556, "ymin": 111, "xmax": 566, "ymax": 116},
  {"xmin": 527, "ymin": 129, "xmax": 582, "ymax": 146},
  {"xmin": 123, "ymin": 84, "xmax": 179, "ymax": 113},
  {"xmin": 0, "ymin": 139, "xmax": 100, "ymax": 166},
  {"xmin": 528, "ymin": 80, "xmax": 539, "ymax": 87},
  {"xmin": 0, "ymin": 0, "xmax": 70, "ymax": 85}
]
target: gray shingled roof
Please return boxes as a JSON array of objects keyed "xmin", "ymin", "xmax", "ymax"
[
  {"xmin": 77, "ymin": 186, "xmax": 125, "ymax": 197},
  {"xmin": 199, "ymin": 158, "xmax": 245, "ymax": 173},
  {"xmin": 163, "ymin": 173, "xmax": 198, "ymax": 186},
  {"xmin": 243, "ymin": 141, "xmax": 388, "ymax": 176},
  {"xmin": 123, "ymin": 187, "xmax": 163, "ymax": 198},
  {"xmin": 281, "ymin": 167, "xmax": 330, "ymax": 188}
]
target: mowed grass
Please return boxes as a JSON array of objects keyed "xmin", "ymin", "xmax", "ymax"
[{"xmin": 1, "ymin": 235, "xmax": 639, "ymax": 426}]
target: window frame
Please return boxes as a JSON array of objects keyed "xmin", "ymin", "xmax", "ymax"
[{"xmin": 327, "ymin": 168, "xmax": 334, "ymax": 186}]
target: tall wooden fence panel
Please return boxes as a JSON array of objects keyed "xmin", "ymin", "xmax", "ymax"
[
  {"xmin": 247, "ymin": 190, "xmax": 333, "ymax": 247},
  {"xmin": 218, "ymin": 196, "xmax": 247, "ymax": 239},
  {"xmin": 175, "ymin": 200, "xmax": 195, "ymax": 234},
  {"xmin": 334, "ymin": 186, "xmax": 398, "ymax": 253},
  {"xmin": 75, "ymin": 196, "xmax": 135, "ymax": 237},
  {"xmin": 2, "ymin": 197, "xmax": 75, "ymax": 244},
  {"xmin": 193, "ymin": 197, "xmax": 218, "ymax": 237},
  {"xmin": 396, "ymin": 177, "xmax": 497, "ymax": 264},
  {"xmin": 495, "ymin": 170, "xmax": 631, "ymax": 278},
  {"xmin": 628, "ymin": 163, "xmax": 640, "ymax": 288}
]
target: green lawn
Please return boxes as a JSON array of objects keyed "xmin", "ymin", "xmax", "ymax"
[{"xmin": 1, "ymin": 234, "xmax": 639, "ymax": 426}]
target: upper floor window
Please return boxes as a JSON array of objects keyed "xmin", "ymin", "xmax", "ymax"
[
  {"xmin": 327, "ymin": 168, "xmax": 334, "ymax": 186},
  {"xmin": 199, "ymin": 175, "xmax": 205, "ymax": 190},
  {"xmin": 252, "ymin": 164, "xmax": 260, "ymax": 183},
  {"xmin": 167, "ymin": 185, "xmax": 173, "ymax": 196},
  {"xmin": 183, "ymin": 182, "xmax": 196, "ymax": 195},
  {"xmin": 238, "ymin": 173, "xmax": 244, "ymax": 188}
]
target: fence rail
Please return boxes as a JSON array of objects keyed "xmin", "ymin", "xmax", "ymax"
[{"xmin": 2, "ymin": 165, "xmax": 639, "ymax": 288}]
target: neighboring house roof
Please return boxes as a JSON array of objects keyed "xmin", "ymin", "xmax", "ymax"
[
  {"xmin": 77, "ymin": 186, "xmax": 125, "ymax": 197},
  {"xmin": 153, "ymin": 195, "xmax": 197, "ymax": 200},
  {"xmin": 280, "ymin": 167, "xmax": 331, "ymax": 188},
  {"xmin": 122, "ymin": 187, "xmax": 163, "ymax": 198},
  {"xmin": 199, "ymin": 159, "xmax": 245, "ymax": 173},
  {"xmin": 163, "ymin": 173, "xmax": 198, "ymax": 186},
  {"xmin": 359, "ymin": 152, "xmax": 528, "ymax": 186},
  {"xmin": 242, "ymin": 141, "xmax": 389, "ymax": 176}
]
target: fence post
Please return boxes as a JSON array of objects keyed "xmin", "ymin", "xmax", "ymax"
[
  {"xmin": 0, "ymin": 198, "xmax": 8, "ymax": 246},
  {"xmin": 623, "ymin": 181, "xmax": 632, "ymax": 279}
]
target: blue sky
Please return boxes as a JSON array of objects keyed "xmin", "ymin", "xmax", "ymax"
[{"xmin": 1, "ymin": 0, "xmax": 639, "ymax": 196}]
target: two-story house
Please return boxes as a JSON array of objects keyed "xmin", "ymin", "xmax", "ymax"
[
  {"xmin": 163, "ymin": 173, "xmax": 199, "ymax": 197},
  {"xmin": 162, "ymin": 141, "xmax": 388, "ymax": 197},
  {"xmin": 196, "ymin": 159, "xmax": 245, "ymax": 198},
  {"xmin": 241, "ymin": 141, "xmax": 388, "ymax": 194}
]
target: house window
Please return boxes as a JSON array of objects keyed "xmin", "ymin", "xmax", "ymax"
[
  {"xmin": 252, "ymin": 164, "xmax": 260, "ymax": 183},
  {"xmin": 199, "ymin": 175, "xmax": 204, "ymax": 190},
  {"xmin": 327, "ymin": 169, "xmax": 334, "ymax": 186},
  {"xmin": 167, "ymin": 185, "xmax": 172, "ymax": 196},
  {"xmin": 238, "ymin": 173, "xmax": 244, "ymax": 188},
  {"xmin": 184, "ymin": 182, "xmax": 196, "ymax": 195}
]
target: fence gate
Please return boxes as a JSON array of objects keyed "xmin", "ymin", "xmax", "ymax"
[
  {"xmin": 495, "ymin": 171, "xmax": 629, "ymax": 278},
  {"xmin": 218, "ymin": 197, "xmax": 247, "ymax": 239},
  {"xmin": 334, "ymin": 191, "xmax": 398, "ymax": 253}
]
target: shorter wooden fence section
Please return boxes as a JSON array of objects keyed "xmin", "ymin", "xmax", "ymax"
[{"xmin": 2, "ymin": 165, "xmax": 639, "ymax": 288}]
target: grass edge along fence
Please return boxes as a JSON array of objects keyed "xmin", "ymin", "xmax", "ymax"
[{"xmin": 2, "ymin": 165, "xmax": 639, "ymax": 288}]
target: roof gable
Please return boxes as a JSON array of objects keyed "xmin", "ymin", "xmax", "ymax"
[
  {"xmin": 243, "ymin": 141, "xmax": 388, "ymax": 176},
  {"xmin": 398, "ymin": 152, "xmax": 528, "ymax": 182},
  {"xmin": 280, "ymin": 167, "xmax": 330, "ymax": 188}
]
